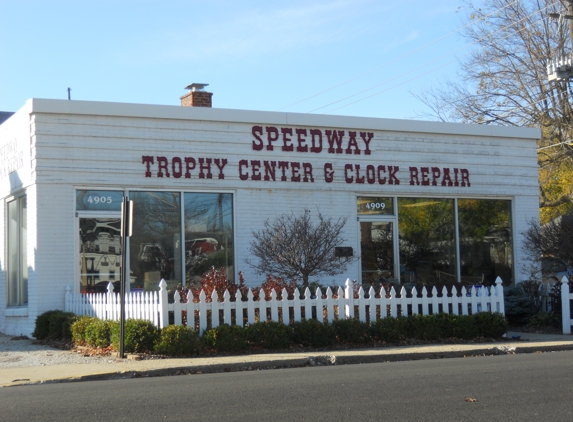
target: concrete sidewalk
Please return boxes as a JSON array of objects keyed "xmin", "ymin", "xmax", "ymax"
[{"xmin": 2, "ymin": 331, "xmax": 572, "ymax": 388}]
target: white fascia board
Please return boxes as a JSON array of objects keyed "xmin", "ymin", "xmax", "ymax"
[{"xmin": 26, "ymin": 98, "xmax": 540, "ymax": 140}]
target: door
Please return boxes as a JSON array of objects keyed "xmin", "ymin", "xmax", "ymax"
[
  {"xmin": 360, "ymin": 221, "xmax": 396, "ymax": 287},
  {"xmin": 79, "ymin": 217, "xmax": 122, "ymax": 293}
]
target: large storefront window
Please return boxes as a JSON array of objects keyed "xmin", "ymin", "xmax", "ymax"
[
  {"xmin": 7, "ymin": 195, "xmax": 27, "ymax": 306},
  {"xmin": 184, "ymin": 193, "xmax": 233, "ymax": 285},
  {"xmin": 130, "ymin": 192, "xmax": 182, "ymax": 292},
  {"xmin": 398, "ymin": 198, "xmax": 456, "ymax": 286},
  {"xmin": 458, "ymin": 199, "xmax": 512, "ymax": 285},
  {"xmin": 358, "ymin": 196, "xmax": 513, "ymax": 287}
]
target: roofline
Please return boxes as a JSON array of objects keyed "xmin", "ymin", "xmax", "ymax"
[{"xmin": 22, "ymin": 98, "xmax": 540, "ymax": 140}]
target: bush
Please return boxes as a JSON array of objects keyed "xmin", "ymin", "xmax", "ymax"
[
  {"xmin": 111, "ymin": 319, "xmax": 159, "ymax": 353},
  {"xmin": 203, "ymin": 324, "xmax": 249, "ymax": 353},
  {"xmin": 246, "ymin": 321, "xmax": 292, "ymax": 350},
  {"xmin": 504, "ymin": 285, "xmax": 537, "ymax": 325},
  {"xmin": 332, "ymin": 318, "xmax": 371, "ymax": 344},
  {"xmin": 370, "ymin": 316, "xmax": 408, "ymax": 343},
  {"xmin": 85, "ymin": 319, "xmax": 117, "ymax": 348},
  {"xmin": 470, "ymin": 312, "xmax": 508, "ymax": 338},
  {"xmin": 71, "ymin": 315, "xmax": 97, "ymax": 346},
  {"xmin": 33, "ymin": 310, "xmax": 77, "ymax": 341},
  {"xmin": 292, "ymin": 319, "xmax": 336, "ymax": 348},
  {"xmin": 155, "ymin": 325, "xmax": 202, "ymax": 356},
  {"xmin": 528, "ymin": 311, "xmax": 561, "ymax": 329}
]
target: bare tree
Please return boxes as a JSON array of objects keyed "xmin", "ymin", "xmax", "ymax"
[
  {"xmin": 522, "ymin": 210, "xmax": 573, "ymax": 268},
  {"xmin": 414, "ymin": 0, "xmax": 573, "ymax": 214},
  {"xmin": 247, "ymin": 210, "xmax": 355, "ymax": 287}
]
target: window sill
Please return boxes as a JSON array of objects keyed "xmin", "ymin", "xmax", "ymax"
[{"xmin": 4, "ymin": 308, "xmax": 28, "ymax": 317}]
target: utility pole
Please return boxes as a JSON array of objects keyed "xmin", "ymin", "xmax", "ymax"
[{"xmin": 547, "ymin": 0, "xmax": 573, "ymax": 82}]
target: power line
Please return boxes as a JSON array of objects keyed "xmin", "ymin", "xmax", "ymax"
[
  {"xmin": 276, "ymin": 0, "xmax": 522, "ymax": 112},
  {"xmin": 316, "ymin": 3, "xmax": 552, "ymax": 115}
]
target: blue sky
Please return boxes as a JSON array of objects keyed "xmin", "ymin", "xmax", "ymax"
[{"xmin": 0, "ymin": 0, "xmax": 473, "ymax": 119}]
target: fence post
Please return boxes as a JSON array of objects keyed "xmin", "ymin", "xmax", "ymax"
[
  {"xmin": 158, "ymin": 279, "xmax": 169, "ymax": 328},
  {"xmin": 345, "ymin": 278, "xmax": 354, "ymax": 319},
  {"xmin": 65, "ymin": 285, "xmax": 72, "ymax": 313},
  {"xmin": 561, "ymin": 276, "xmax": 570, "ymax": 335},
  {"xmin": 106, "ymin": 282, "xmax": 115, "ymax": 320},
  {"xmin": 495, "ymin": 277, "xmax": 505, "ymax": 315}
]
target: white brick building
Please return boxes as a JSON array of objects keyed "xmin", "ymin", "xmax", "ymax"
[{"xmin": 0, "ymin": 90, "xmax": 540, "ymax": 336}]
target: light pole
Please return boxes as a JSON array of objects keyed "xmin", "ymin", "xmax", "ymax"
[{"xmin": 547, "ymin": 1, "xmax": 573, "ymax": 81}]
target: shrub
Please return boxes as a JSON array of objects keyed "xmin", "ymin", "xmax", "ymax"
[
  {"xmin": 111, "ymin": 319, "xmax": 159, "ymax": 353},
  {"xmin": 292, "ymin": 319, "xmax": 336, "ymax": 348},
  {"xmin": 33, "ymin": 310, "xmax": 77, "ymax": 341},
  {"xmin": 246, "ymin": 321, "xmax": 292, "ymax": 350},
  {"xmin": 528, "ymin": 311, "xmax": 561, "ymax": 328},
  {"xmin": 203, "ymin": 324, "xmax": 248, "ymax": 353},
  {"xmin": 155, "ymin": 325, "xmax": 202, "ymax": 356},
  {"xmin": 85, "ymin": 319, "xmax": 117, "ymax": 348},
  {"xmin": 405, "ymin": 314, "xmax": 445, "ymax": 341},
  {"xmin": 332, "ymin": 318, "xmax": 371, "ymax": 344},
  {"xmin": 71, "ymin": 315, "xmax": 97, "ymax": 345},
  {"xmin": 370, "ymin": 317, "xmax": 408, "ymax": 343},
  {"xmin": 470, "ymin": 312, "xmax": 508, "ymax": 338},
  {"xmin": 504, "ymin": 285, "xmax": 537, "ymax": 324},
  {"xmin": 49, "ymin": 311, "xmax": 77, "ymax": 341}
]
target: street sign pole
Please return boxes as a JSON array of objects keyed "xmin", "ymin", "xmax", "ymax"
[{"xmin": 120, "ymin": 197, "xmax": 133, "ymax": 359}]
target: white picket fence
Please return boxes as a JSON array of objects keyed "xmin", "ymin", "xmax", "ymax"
[
  {"xmin": 65, "ymin": 277, "xmax": 506, "ymax": 333},
  {"xmin": 560, "ymin": 277, "xmax": 573, "ymax": 334}
]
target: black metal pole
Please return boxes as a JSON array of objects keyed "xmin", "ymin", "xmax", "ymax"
[{"xmin": 119, "ymin": 196, "xmax": 129, "ymax": 358}]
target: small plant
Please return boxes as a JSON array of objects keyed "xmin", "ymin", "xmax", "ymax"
[
  {"xmin": 71, "ymin": 315, "xmax": 97, "ymax": 346},
  {"xmin": 246, "ymin": 321, "xmax": 292, "ymax": 350},
  {"xmin": 203, "ymin": 324, "xmax": 248, "ymax": 353},
  {"xmin": 111, "ymin": 319, "xmax": 158, "ymax": 353},
  {"xmin": 370, "ymin": 316, "xmax": 408, "ymax": 343},
  {"xmin": 33, "ymin": 310, "xmax": 77, "ymax": 341},
  {"xmin": 332, "ymin": 318, "xmax": 371, "ymax": 344},
  {"xmin": 292, "ymin": 319, "xmax": 336, "ymax": 348},
  {"xmin": 470, "ymin": 312, "xmax": 508, "ymax": 338},
  {"xmin": 85, "ymin": 319, "xmax": 117, "ymax": 348},
  {"xmin": 155, "ymin": 325, "xmax": 202, "ymax": 356}
]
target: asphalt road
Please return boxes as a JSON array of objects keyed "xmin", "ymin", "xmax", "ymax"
[{"xmin": 2, "ymin": 352, "xmax": 573, "ymax": 421}]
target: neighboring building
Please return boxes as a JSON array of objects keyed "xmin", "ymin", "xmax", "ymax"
[{"xmin": 0, "ymin": 87, "xmax": 540, "ymax": 335}]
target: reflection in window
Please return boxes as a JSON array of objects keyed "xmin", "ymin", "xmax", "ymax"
[
  {"xmin": 458, "ymin": 199, "xmax": 512, "ymax": 284},
  {"xmin": 130, "ymin": 192, "xmax": 182, "ymax": 291},
  {"xmin": 398, "ymin": 198, "xmax": 455, "ymax": 286},
  {"xmin": 7, "ymin": 196, "xmax": 27, "ymax": 306},
  {"xmin": 184, "ymin": 193, "xmax": 233, "ymax": 285},
  {"xmin": 360, "ymin": 221, "xmax": 394, "ymax": 288},
  {"xmin": 79, "ymin": 218, "xmax": 121, "ymax": 293}
]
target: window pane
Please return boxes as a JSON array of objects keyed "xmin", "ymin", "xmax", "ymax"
[
  {"xmin": 361, "ymin": 221, "xmax": 395, "ymax": 288},
  {"xmin": 458, "ymin": 199, "xmax": 512, "ymax": 285},
  {"xmin": 76, "ymin": 190, "xmax": 123, "ymax": 211},
  {"xmin": 20, "ymin": 197, "xmax": 27, "ymax": 305},
  {"xmin": 184, "ymin": 193, "xmax": 233, "ymax": 285},
  {"xmin": 130, "ymin": 192, "xmax": 181, "ymax": 291},
  {"xmin": 7, "ymin": 200, "xmax": 18, "ymax": 306},
  {"xmin": 398, "ymin": 198, "xmax": 456, "ymax": 286},
  {"xmin": 7, "ymin": 196, "xmax": 27, "ymax": 306},
  {"xmin": 79, "ymin": 218, "xmax": 121, "ymax": 293}
]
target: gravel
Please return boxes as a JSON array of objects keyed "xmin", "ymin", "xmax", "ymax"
[{"xmin": 0, "ymin": 332, "xmax": 121, "ymax": 368}]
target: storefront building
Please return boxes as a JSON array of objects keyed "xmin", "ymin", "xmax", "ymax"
[{"xmin": 0, "ymin": 90, "xmax": 540, "ymax": 335}]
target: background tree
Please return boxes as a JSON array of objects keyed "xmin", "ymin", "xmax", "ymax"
[
  {"xmin": 247, "ymin": 210, "xmax": 355, "ymax": 287},
  {"xmin": 415, "ymin": 0, "xmax": 573, "ymax": 221}
]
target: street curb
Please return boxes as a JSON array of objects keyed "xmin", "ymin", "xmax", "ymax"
[{"xmin": 3, "ymin": 343, "xmax": 573, "ymax": 388}]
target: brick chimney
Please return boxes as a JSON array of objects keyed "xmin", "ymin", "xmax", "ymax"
[{"xmin": 180, "ymin": 83, "xmax": 212, "ymax": 107}]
